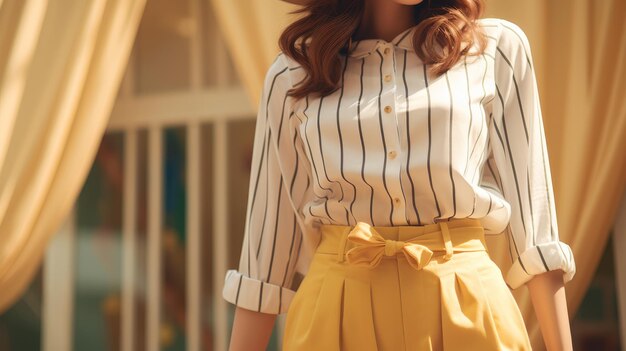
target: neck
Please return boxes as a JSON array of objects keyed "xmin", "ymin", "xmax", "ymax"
[{"xmin": 353, "ymin": 0, "xmax": 418, "ymax": 42}]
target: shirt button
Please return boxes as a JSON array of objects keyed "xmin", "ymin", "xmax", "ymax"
[
  {"xmin": 388, "ymin": 150, "xmax": 397, "ymax": 159},
  {"xmin": 383, "ymin": 47, "xmax": 391, "ymax": 55},
  {"xmin": 384, "ymin": 105, "xmax": 392, "ymax": 113},
  {"xmin": 384, "ymin": 74, "xmax": 392, "ymax": 82}
]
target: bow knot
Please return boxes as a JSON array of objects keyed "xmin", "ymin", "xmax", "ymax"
[
  {"xmin": 384, "ymin": 239, "xmax": 405, "ymax": 256},
  {"xmin": 345, "ymin": 222, "xmax": 435, "ymax": 270}
]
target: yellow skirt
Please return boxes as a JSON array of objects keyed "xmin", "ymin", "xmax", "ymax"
[{"xmin": 282, "ymin": 218, "xmax": 532, "ymax": 351}]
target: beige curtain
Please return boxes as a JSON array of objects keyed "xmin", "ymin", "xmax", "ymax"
[
  {"xmin": 208, "ymin": 0, "xmax": 303, "ymax": 105},
  {"xmin": 0, "ymin": 0, "xmax": 146, "ymax": 313},
  {"xmin": 211, "ymin": 0, "xmax": 626, "ymax": 350},
  {"xmin": 485, "ymin": 0, "xmax": 626, "ymax": 349}
]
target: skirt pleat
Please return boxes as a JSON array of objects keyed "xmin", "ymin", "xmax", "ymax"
[
  {"xmin": 342, "ymin": 272, "xmax": 378, "ymax": 351},
  {"xmin": 438, "ymin": 252, "xmax": 502, "ymax": 350},
  {"xmin": 283, "ymin": 254, "xmax": 340, "ymax": 350},
  {"xmin": 282, "ymin": 220, "xmax": 533, "ymax": 351},
  {"xmin": 308, "ymin": 268, "xmax": 343, "ymax": 350},
  {"xmin": 416, "ymin": 250, "xmax": 532, "ymax": 351},
  {"xmin": 468, "ymin": 252, "xmax": 533, "ymax": 350}
]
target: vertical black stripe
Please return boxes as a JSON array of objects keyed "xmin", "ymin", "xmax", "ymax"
[
  {"xmin": 463, "ymin": 57, "xmax": 474, "ymax": 176},
  {"xmin": 303, "ymin": 169, "xmax": 326, "ymax": 223},
  {"xmin": 403, "ymin": 50, "xmax": 422, "ymax": 225},
  {"xmin": 496, "ymin": 43, "xmax": 534, "ymax": 263},
  {"xmin": 526, "ymin": 170, "xmax": 537, "ymax": 246},
  {"xmin": 496, "ymin": 71, "xmax": 536, "ymax": 247},
  {"xmin": 280, "ymin": 213, "xmax": 298, "ymax": 306},
  {"xmin": 445, "ymin": 71, "xmax": 457, "ymax": 218},
  {"xmin": 536, "ymin": 246, "xmax": 550, "ymax": 271},
  {"xmin": 487, "ymin": 157, "xmax": 503, "ymax": 191},
  {"xmin": 247, "ymin": 124, "xmax": 266, "ymax": 274},
  {"xmin": 258, "ymin": 281, "xmax": 263, "ymax": 312},
  {"xmin": 335, "ymin": 57, "xmax": 359, "ymax": 225},
  {"xmin": 496, "ymin": 47, "xmax": 529, "ymax": 142},
  {"xmin": 375, "ymin": 49, "xmax": 395, "ymax": 225},
  {"xmin": 256, "ymin": 128, "xmax": 272, "ymax": 259},
  {"xmin": 501, "ymin": 29, "xmax": 557, "ymax": 243},
  {"xmin": 293, "ymin": 125, "xmax": 324, "ymax": 223},
  {"xmin": 393, "ymin": 27, "xmax": 413, "ymax": 45},
  {"xmin": 275, "ymin": 86, "xmax": 289, "ymax": 140},
  {"xmin": 494, "ymin": 86, "xmax": 525, "ymax": 258},
  {"xmin": 356, "ymin": 58, "xmax": 376, "ymax": 225},
  {"xmin": 468, "ymin": 56, "xmax": 490, "ymax": 217},
  {"xmin": 265, "ymin": 78, "xmax": 297, "ymax": 285},
  {"xmin": 499, "ymin": 23, "xmax": 533, "ymax": 69},
  {"xmin": 469, "ymin": 119, "xmax": 487, "ymax": 185},
  {"xmin": 301, "ymin": 96, "xmax": 336, "ymax": 221},
  {"xmin": 288, "ymin": 120, "xmax": 301, "ymax": 195},
  {"xmin": 277, "ymin": 109, "xmax": 306, "ymax": 301},
  {"xmin": 469, "ymin": 55, "xmax": 490, "ymax": 183},
  {"xmin": 424, "ymin": 64, "xmax": 442, "ymax": 218},
  {"xmin": 469, "ymin": 55, "xmax": 492, "ymax": 218},
  {"xmin": 265, "ymin": 168, "xmax": 283, "ymax": 282},
  {"xmin": 517, "ymin": 256, "xmax": 529, "ymax": 274},
  {"xmin": 296, "ymin": 225, "xmax": 304, "ymax": 265},
  {"xmin": 315, "ymin": 95, "xmax": 337, "ymax": 221},
  {"xmin": 235, "ymin": 274, "xmax": 243, "ymax": 305},
  {"xmin": 247, "ymin": 66, "xmax": 289, "ymax": 272}
]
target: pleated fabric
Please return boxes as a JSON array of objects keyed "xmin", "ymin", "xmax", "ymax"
[{"xmin": 282, "ymin": 218, "xmax": 532, "ymax": 351}]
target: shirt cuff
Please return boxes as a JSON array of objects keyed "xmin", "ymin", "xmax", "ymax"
[
  {"xmin": 504, "ymin": 241, "xmax": 576, "ymax": 289},
  {"xmin": 222, "ymin": 269, "xmax": 297, "ymax": 315}
]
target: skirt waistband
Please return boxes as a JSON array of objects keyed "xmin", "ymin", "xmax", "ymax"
[{"xmin": 317, "ymin": 218, "xmax": 488, "ymax": 270}]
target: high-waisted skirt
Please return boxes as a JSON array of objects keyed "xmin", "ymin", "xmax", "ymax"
[{"xmin": 282, "ymin": 218, "xmax": 532, "ymax": 351}]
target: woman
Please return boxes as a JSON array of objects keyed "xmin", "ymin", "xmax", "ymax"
[{"xmin": 222, "ymin": 0, "xmax": 577, "ymax": 350}]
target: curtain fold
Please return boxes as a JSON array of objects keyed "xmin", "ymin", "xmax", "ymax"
[
  {"xmin": 211, "ymin": 1, "xmax": 626, "ymax": 350},
  {"xmin": 208, "ymin": 0, "xmax": 303, "ymax": 106},
  {"xmin": 0, "ymin": 0, "xmax": 146, "ymax": 313}
]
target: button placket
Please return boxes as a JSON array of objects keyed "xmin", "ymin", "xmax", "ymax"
[{"xmin": 378, "ymin": 42, "xmax": 406, "ymax": 224}]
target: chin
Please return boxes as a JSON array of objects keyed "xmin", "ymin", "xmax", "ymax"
[{"xmin": 391, "ymin": 0, "xmax": 425, "ymax": 5}]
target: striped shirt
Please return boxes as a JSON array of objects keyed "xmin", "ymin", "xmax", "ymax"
[{"xmin": 222, "ymin": 17, "xmax": 576, "ymax": 315}]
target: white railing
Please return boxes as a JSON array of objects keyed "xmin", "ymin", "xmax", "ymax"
[
  {"xmin": 41, "ymin": 0, "xmax": 260, "ymax": 349},
  {"xmin": 112, "ymin": 34, "xmax": 250, "ymax": 351},
  {"xmin": 43, "ymin": 209, "xmax": 76, "ymax": 351}
]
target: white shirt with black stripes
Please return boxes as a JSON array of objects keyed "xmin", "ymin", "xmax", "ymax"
[{"xmin": 222, "ymin": 17, "xmax": 576, "ymax": 315}]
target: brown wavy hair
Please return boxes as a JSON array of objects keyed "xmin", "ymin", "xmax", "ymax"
[{"xmin": 279, "ymin": 0, "xmax": 488, "ymax": 99}]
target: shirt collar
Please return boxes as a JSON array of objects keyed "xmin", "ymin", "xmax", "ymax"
[{"xmin": 346, "ymin": 24, "xmax": 417, "ymax": 59}]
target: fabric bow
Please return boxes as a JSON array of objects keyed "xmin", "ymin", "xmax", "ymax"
[{"xmin": 345, "ymin": 222, "xmax": 435, "ymax": 270}]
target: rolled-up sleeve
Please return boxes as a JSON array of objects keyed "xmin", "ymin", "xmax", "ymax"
[
  {"xmin": 488, "ymin": 19, "xmax": 576, "ymax": 289},
  {"xmin": 222, "ymin": 53, "xmax": 313, "ymax": 314}
]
